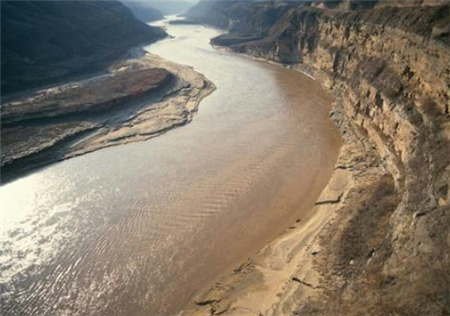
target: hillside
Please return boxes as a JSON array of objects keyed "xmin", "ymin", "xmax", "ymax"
[
  {"xmin": 1, "ymin": 0, "xmax": 166, "ymax": 96},
  {"xmin": 121, "ymin": 1, "xmax": 165, "ymax": 22},
  {"xmin": 147, "ymin": 0, "xmax": 198, "ymax": 15}
]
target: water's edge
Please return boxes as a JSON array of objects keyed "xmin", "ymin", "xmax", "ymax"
[{"xmin": 1, "ymin": 19, "xmax": 340, "ymax": 316}]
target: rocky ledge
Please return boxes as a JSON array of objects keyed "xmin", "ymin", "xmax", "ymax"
[
  {"xmin": 1, "ymin": 53, "xmax": 215, "ymax": 183},
  {"xmin": 184, "ymin": 1, "xmax": 450, "ymax": 316}
]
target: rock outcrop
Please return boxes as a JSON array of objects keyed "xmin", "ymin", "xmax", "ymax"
[
  {"xmin": 1, "ymin": 0, "xmax": 166, "ymax": 96},
  {"xmin": 185, "ymin": 1, "xmax": 450, "ymax": 315}
]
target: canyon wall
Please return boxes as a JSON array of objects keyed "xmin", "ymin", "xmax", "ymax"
[{"xmin": 187, "ymin": 1, "xmax": 450, "ymax": 315}]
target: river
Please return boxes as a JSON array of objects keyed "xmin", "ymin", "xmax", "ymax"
[{"xmin": 0, "ymin": 19, "xmax": 340, "ymax": 316}]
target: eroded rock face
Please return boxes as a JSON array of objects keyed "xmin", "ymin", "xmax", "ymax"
[
  {"xmin": 187, "ymin": 1, "xmax": 450, "ymax": 315},
  {"xmin": 0, "ymin": 0, "xmax": 166, "ymax": 96}
]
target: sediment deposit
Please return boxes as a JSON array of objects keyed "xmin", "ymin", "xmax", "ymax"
[
  {"xmin": 1, "ymin": 53, "xmax": 215, "ymax": 182},
  {"xmin": 1, "ymin": 1, "xmax": 216, "ymax": 183}
]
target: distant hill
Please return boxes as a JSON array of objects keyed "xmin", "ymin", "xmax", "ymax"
[
  {"xmin": 146, "ymin": 1, "xmax": 198, "ymax": 15},
  {"xmin": 121, "ymin": 1, "xmax": 164, "ymax": 22},
  {"xmin": 1, "ymin": 0, "xmax": 166, "ymax": 96}
]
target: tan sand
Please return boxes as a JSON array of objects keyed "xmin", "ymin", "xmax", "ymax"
[{"xmin": 181, "ymin": 109, "xmax": 369, "ymax": 316}]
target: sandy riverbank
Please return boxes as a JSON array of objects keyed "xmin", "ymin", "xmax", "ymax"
[
  {"xmin": 180, "ymin": 74, "xmax": 411, "ymax": 316},
  {"xmin": 180, "ymin": 99, "xmax": 366, "ymax": 316},
  {"xmin": 1, "ymin": 53, "xmax": 215, "ymax": 183}
]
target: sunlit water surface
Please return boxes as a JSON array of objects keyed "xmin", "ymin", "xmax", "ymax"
[{"xmin": 0, "ymin": 18, "xmax": 340, "ymax": 316}]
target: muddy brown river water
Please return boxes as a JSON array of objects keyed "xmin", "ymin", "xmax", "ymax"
[{"xmin": 0, "ymin": 19, "xmax": 340, "ymax": 316}]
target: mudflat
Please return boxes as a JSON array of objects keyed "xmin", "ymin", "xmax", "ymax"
[{"xmin": 1, "ymin": 53, "xmax": 215, "ymax": 183}]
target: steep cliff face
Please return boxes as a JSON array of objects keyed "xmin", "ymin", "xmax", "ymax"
[
  {"xmin": 1, "ymin": 0, "xmax": 166, "ymax": 96},
  {"xmin": 187, "ymin": 1, "xmax": 450, "ymax": 315}
]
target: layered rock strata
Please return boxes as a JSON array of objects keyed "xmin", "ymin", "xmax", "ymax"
[{"xmin": 184, "ymin": 2, "xmax": 450, "ymax": 315}]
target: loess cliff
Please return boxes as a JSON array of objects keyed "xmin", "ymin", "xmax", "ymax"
[{"xmin": 185, "ymin": 1, "xmax": 450, "ymax": 315}]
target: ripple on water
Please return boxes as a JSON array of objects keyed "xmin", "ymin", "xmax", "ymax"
[{"xmin": 0, "ymin": 19, "xmax": 339, "ymax": 316}]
